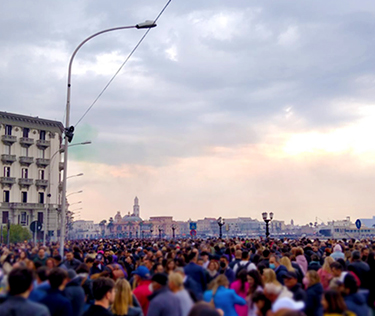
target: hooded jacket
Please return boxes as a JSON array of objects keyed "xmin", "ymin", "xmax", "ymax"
[
  {"xmin": 344, "ymin": 292, "xmax": 370, "ymax": 316},
  {"xmin": 64, "ymin": 277, "xmax": 85, "ymax": 316},
  {"xmin": 305, "ymin": 283, "xmax": 324, "ymax": 316}
]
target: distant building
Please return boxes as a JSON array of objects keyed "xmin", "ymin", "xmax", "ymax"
[
  {"xmin": 359, "ymin": 216, "xmax": 375, "ymax": 228},
  {"xmin": 71, "ymin": 220, "xmax": 100, "ymax": 239},
  {"xmin": 0, "ymin": 111, "xmax": 64, "ymax": 241}
]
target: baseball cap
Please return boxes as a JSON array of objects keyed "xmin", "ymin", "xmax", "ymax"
[
  {"xmin": 132, "ymin": 266, "xmax": 151, "ymax": 279},
  {"xmin": 272, "ymin": 297, "xmax": 305, "ymax": 313},
  {"xmin": 283, "ymin": 271, "xmax": 298, "ymax": 279}
]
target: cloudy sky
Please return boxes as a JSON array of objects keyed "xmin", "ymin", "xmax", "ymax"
[{"xmin": 2, "ymin": 0, "xmax": 375, "ymax": 225}]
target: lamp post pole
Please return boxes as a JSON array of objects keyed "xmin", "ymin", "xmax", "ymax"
[
  {"xmin": 171, "ymin": 224, "xmax": 176, "ymax": 239},
  {"xmin": 217, "ymin": 217, "xmax": 225, "ymax": 239},
  {"xmin": 59, "ymin": 20, "xmax": 157, "ymax": 257},
  {"xmin": 262, "ymin": 212, "xmax": 274, "ymax": 241}
]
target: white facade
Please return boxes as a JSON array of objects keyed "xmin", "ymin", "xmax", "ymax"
[
  {"xmin": 0, "ymin": 111, "xmax": 64, "ymax": 240},
  {"xmin": 71, "ymin": 220, "xmax": 100, "ymax": 239}
]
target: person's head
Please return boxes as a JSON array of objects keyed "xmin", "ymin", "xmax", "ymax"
[
  {"xmin": 38, "ymin": 248, "xmax": 45, "ymax": 259},
  {"xmin": 48, "ymin": 268, "xmax": 68, "ymax": 290},
  {"xmin": 269, "ymin": 255, "xmax": 280, "ymax": 270},
  {"xmin": 36, "ymin": 266, "xmax": 49, "ymax": 284},
  {"xmin": 154, "ymin": 263, "xmax": 165, "ymax": 274},
  {"xmin": 283, "ymin": 271, "xmax": 298, "ymax": 289},
  {"xmin": 187, "ymin": 252, "xmax": 197, "ymax": 263},
  {"xmin": 252, "ymin": 291, "xmax": 271, "ymax": 312},
  {"xmin": 53, "ymin": 254, "xmax": 62, "ymax": 265},
  {"xmin": 322, "ymin": 256, "xmax": 334, "ymax": 273},
  {"xmin": 168, "ymin": 272, "xmax": 184, "ymax": 293},
  {"xmin": 333, "ymin": 244, "xmax": 342, "ymax": 253},
  {"xmin": 279, "ymin": 256, "xmax": 294, "ymax": 272},
  {"xmin": 46, "ymin": 258, "xmax": 55, "ymax": 270},
  {"xmin": 262, "ymin": 268, "xmax": 278, "ymax": 285},
  {"xmin": 264, "ymin": 283, "xmax": 282, "ymax": 303},
  {"xmin": 112, "ymin": 278, "xmax": 133, "ymax": 315},
  {"xmin": 93, "ymin": 277, "xmax": 115, "ymax": 306},
  {"xmin": 210, "ymin": 274, "xmax": 229, "ymax": 295},
  {"xmin": 247, "ymin": 269, "xmax": 264, "ymax": 294},
  {"xmin": 132, "ymin": 266, "xmax": 151, "ymax": 283},
  {"xmin": 166, "ymin": 259, "xmax": 176, "ymax": 272},
  {"xmin": 66, "ymin": 250, "xmax": 74, "ymax": 261},
  {"xmin": 235, "ymin": 249, "xmax": 242, "ymax": 259},
  {"xmin": 361, "ymin": 247, "xmax": 369, "ymax": 261},
  {"xmin": 311, "ymin": 254, "xmax": 319, "ymax": 262},
  {"xmin": 351, "ymin": 250, "xmax": 361, "ymax": 262},
  {"xmin": 322, "ymin": 290, "xmax": 347, "ymax": 313},
  {"xmin": 330, "ymin": 261, "xmax": 343, "ymax": 277},
  {"xmin": 151, "ymin": 273, "xmax": 168, "ymax": 292},
  {"xmin": 201, "ymin": 252, "xmax": 210, "ymax": 263},
  {"xmin": 219, "ymin": 256, "xmax": 228, "ymax": 269},
  {"xmin": 85, "ymin": 257, "xmax": 95, "ymax": 269},
  {"xmin": 241, "ymin": 251, "xmax": 249, "ymax": 261},
  {"xmin": 262, "ymin": 249, "xmax": 270, "ymax": 259},
  {"xmin": 187, "ymin": 302, "xmax": 222, "ymax": 316},
  {"xmin": 208, "ymin": 260, "xmax": 218, "ymax": 272},
  {"xmin": 8, "ymin": 268, "xmax": 34, "ymax": 297},
  {"xmin": 304, "ymin": 270, "xmax": 320, "ymax": 289},
  {"xmin": 343, "ymin": 273, "xmax": 358, "ymax": 295}
]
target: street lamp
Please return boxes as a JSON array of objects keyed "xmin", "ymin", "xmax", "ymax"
[
  {"xmin": 171, "ymin": 224, "xmax": 177, "ymax": 239},
  {"xmin": 66, "ymin": 190, "xmax": 83, "ymax": 198},
  {"xmin": 262, "ymin": 212, "xmax": 274, "ymax": 240},
  {"xmin": 69, "ymin": 201, "xmax": 82, "ymax": 207},
  {"xmin": 217, "ymin": 217, "xmax": 225, "ymax": 239},
  {"xmin": 158, "ymin": 227, "xmax": 163, "ymax": 240},
  {"xmin": 67, "ymin": 173, "xmax": 84, "ymax": 179},
  {"xmin": 60, "ymin": 20, "xmax": 157, "ymax": 256}
]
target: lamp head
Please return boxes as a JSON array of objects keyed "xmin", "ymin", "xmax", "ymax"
[
  {"xmin": 262, "ymin": 212, "xmax": 267, "ymax": 221},
  {"xmin": 269, "ymin": 212, "xmax": 274, "ymax": 220},
  {"xmin": 136, "ymin": 20, "xmax": 157, "ymax": 29}
]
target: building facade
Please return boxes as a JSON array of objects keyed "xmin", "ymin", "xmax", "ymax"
[{"xmin": 0, "ymin": 111, "xmax": 64, "ymax": 240}]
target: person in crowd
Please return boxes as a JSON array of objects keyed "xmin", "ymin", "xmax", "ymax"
[
  {"xmin": 252, "ymin": 291, "xmax": 271, "ymax": 316},
  {"xmin": 218, "ymin": 255, "xmax": 235, "ymax": 284},
  {"xmin": 304, "ymin": 270, "xmax": 324, "ymax": 316},
  {"xmin": 46, "ymin": 258, "xmax": 56, "ymax": 270},
  {"xmin": 83, "ymin": 277, "xmax": 115, "ymax": 316},
  {"xmin": 169, "ymin": 272, "xmax": 194, "ymax": 316},
  {"xmin": 2, "ymin": 253, "xmax": 15, "ymax": 274},
  {"xmin": 322, "ymin": 290, "xmax": 355, "ymax": 316},
  {"xmin": 308, "ymin": 254, "xmax": 322, "ymax": 271},
  {"xmin": 187, "ymin": 302, "xmax": 223, "ymax": 316},
  {"xmin": 283, "ymin": 271, "xmax": 306, "ymax": 302},
  {"xmin": 229, "ymin": 250, "xmax": 242, "ymax": 269},
  {"xmin": 280, "ymin": 256, "xmax": 303, "ymax": 284},
  {"xmin": 34, "ymin": 248, "xmax": 48, "ymax": 267},
  {"xmin": 63, "ymin": 250, "xmax": 82, "ymax": 270},
  {"xmin": 40, "ymin": 268, "xmax": 74, "ymax": 316},
  {"xmin": 262, "ymin": 268, "xmax": 292, "ymax": 298},
  {"xmin": 207, "ymin": 260, "xmax": 219, "ymax": 283},
  {"xmin": 1, "ymin": 267, "xmax": 50, "ymax": 316},
  {"xmin": 271, "ymin": 297, "xmax": 305, "ymax": 314},
  {"xmin": 247, "ymin": 269, "xmax": 264, "ymax": 316},
  {"xmin": 64, "ymin": 269, "xmax": 85, "ymax": 316},
  {"xmin": 269, "ymin": 255, "xmax": 289, "ymax": 285},
  {"xmin": 52, "ymin": 255, "xmax": 68, "ymax": 271},
  {"xmin": 112, "ymin": 278, "xmax": 142, "ymax": 316},
  {"xmin": 293, "ymin": 247, "xmax": 308, "ymax": 275},
  {"xmin": 147, "ymin": 273, "xmax": 181, "ymax": 316},
  {"xmin": 175, "ymin": 267, "xmax": 202, "ymax": 301},
  {"xmin": 29, "ymin": 266, "xmax": 50, "ymax": 302},
  {"xmin": 184, "ymin": 252, "xmax": 208, "ymax": 295},
  {"xmin": 132, "ymin": 266, "xmax": 152, "ymax": 315},
  {"xmin": 347, "ymin": 250, "xmax": 370, "ymax": 289},
  {"xmin": 200, "ymin": 252, "xmax": 211, "ymax": 269},
  {"xmin": 330, "ymin": 245, "xmax": 345, "ymax": 261},
  {"xmin": 203, "ymin": 274, "xmax": 246, "ymax": 316},
  {"xmin": 233, "ymin": 251, "xmax": 257, "ymax": 276},
  {"xmin": 317, "ymin": 257, "xmax": 334, "ymax": 290},
  {"xmin": 342, "ymin": 273, "xmax": 370, "ymax": 316},
  {"xmin": 229, "ymin": 269, "xmax": 249, "ymax": 316},
  {"xmin": 165, "ymin": 258, "xmax": 176, "ymax": 274}
]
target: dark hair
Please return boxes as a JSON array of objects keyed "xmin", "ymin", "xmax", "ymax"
[
  {"xmin": 311, "ymin": 254, "xmax": 319, "ymax": 262},
  {"xmin": 8, "ymin": 268, "xmax": 34, "ymax": 295},
  {"xmin": 36, "ymin": 266, "xmax": 49, "ymax": 282},
  {"xmin": 53, "ymin": 254, "xmax": 62, "ymax": 262},
  {"xmin": 48, "ymin": 268, "xmax": 68, "ymax": 289},
  {"xmin": 241, "ymin": 251, "xmax": 249, "ymax": 260},
  {"xmin": 262, "ymin": 249, "xmax": 270, "ymax": 258},
  {"xmin": 330, "ymin": 261, "xmax": 342, "ymax": 271},
  {"xmin": 85, "ymin": 257, "xmax": 95, "ymax": 264},
  {"xmin": 76, "ymin": 263, "xmax": 90, "ymax": 274},
  {"xmin": 351, "ymin": 251, "xmax": 361, "ymax": 260},
  {"xmin": 237, "ymin": 269, "xmax": 248, "ymax": 292},
  {"xmin": 336, "ymin": 258, "xmax": 346, "ymax": 271},
  {"xmin": 344, "ymin": 274, "xmax": 358, "ymax": 294},
  {"xmin": 323, "ymin": 290, "xmax": 347, "ymax": 313},
  {"xmin": 92, "ymin": 277, "xmax": 115, "ymax": 301},
  {"xmin": 187, "ymin": 302, "xmax": 221, "ymax": 316},
  {"xmin": 252, "ymin": 291, "xmax": 271, "ymax": 315},
  {"xmin": 187, "ymin": 252, "xmax": 197, "ymax": 263},
  {"xmin": 248, "ymin": 269, "xmax": 264, "ymax": 295}
]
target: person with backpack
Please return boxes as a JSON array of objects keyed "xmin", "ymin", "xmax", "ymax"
[{"xmin": 233, "ymin": 251, "xmax": 257, "ymax": 277}]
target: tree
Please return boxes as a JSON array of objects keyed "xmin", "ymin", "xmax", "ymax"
[{"xmin": 2, "ymin": 224, "xmax": 32, "ymax": 244}]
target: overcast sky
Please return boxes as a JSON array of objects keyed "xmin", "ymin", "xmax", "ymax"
[{"xmin": 2, "ymin": 0, "xmax": 375, "ymax": 225}]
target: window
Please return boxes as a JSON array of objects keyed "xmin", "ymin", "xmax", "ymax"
[
  {"xmin": 3, "ymin": 166, "xmax": 10, "ymax": 177},
  {"xmin": 2, "ymin": 211, "xmax": 9, "ymax": 224},
  {"xmin": 21, "ymin": 168, "xmax": 28, "ymax": 179},
  {"xmin": 39, "ymin": 149, "xmax": 45, "ymax": 158},
  {"xmin": 21, "ymin": 192, "xmax": 27, "ymax": 203},
  {"xmin": 39, "ymin": 170, "xmax": 45, "ymax": 180},
  {"xmin": 21, "ymin": 147, "xmax": 29, "ymax": 157},
  {"xmin": 38, "ymin": 212, "xmax": 44, "ymax": 223},
  {"xmin": 23, "ymin": 128, "xmax": 30, "ymax": 138},
  {"xmin": 5, "ymin": 125, "xmax": 12, "ymax": 136},
  {"xmin": 20, "ymin": 212, "xmax": 27, "ymax": 225},
  {"xmin": 3, "ymin": 190, "xmax": 10, "ymax": 203},
  {"xmin": 38, "ymin": 192, "xmax": 44, "ymax": 204},
  {"xmin": 40, "ymin": 130, "xmax": 46, "ymax": 140},
  {"xmin": 3, "ymin": 145, "xmax": 10, "ymax": 155}
]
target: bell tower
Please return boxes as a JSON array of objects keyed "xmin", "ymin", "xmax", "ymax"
[{"xmin": 133, "ymin": 196, "xmax": 140, "ymax": 217}]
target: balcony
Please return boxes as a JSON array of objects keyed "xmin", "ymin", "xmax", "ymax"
[
  {"xmin": 1, "ymin": 154, "xmax": 16, "ymax": 164},
  {"xmin": 18, "ymin": 178, "xmax": 33, "ymax": 187},
  {"xmin": 59, "ymin": 162, "xmax": 64, "ymax": 171},
  {"xmin": 0, "ymin": 177, "xmax": 16, "ymax": 186},
  {"xmin": 35, "ymin": 179, "xmax": 48, "ymax": 188},
  {"xmin": 19, "ymin": 137, "xmax": 34, "ymax": 147},
  {"xmin": 58, "ymin": 182, "xmax": 63, "ymax": 191},
  {"xmin": 36, "ymin": 139, "xmax": 50, "ymax": 149},
  {"xmin": 36, "ymin": 158, "xmax": 50, "ymax": 167},
  {"xmin": 19, "ymin": 156, "xmax": 34, "ymax": 166},
  {"xmin": 10, "ymin": 203, "xmax": 44, "ymax": 209},
  {"xmin": 1, "ymin": 135, "xmax": 17, "ymax": 145}
]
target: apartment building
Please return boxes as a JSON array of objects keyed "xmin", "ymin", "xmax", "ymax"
[{"xmin": 0, "ymin": 111, "xmax": 64, "ymax": 240}]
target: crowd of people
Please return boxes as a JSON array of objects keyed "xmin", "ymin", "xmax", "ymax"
[{"xmin": 0, "ymin": 237, "xmax": 374, "ymax": 316}]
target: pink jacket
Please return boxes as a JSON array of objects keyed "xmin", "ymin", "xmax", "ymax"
[
  {"xmin": 230, "ymin": 280, "xmax": 250, "ymax": 316},
  {"xmin": 296, "ymin": 255, "xmax": 308, "ymax": 275},
  {"xmin": 317, "ymin": 268, "xmax": 333, "ymax": 290}
]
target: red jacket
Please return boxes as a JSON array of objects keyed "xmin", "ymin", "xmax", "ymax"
[{"xmin": 133, "ymin": 279, "xmax": 152, "ymax": 315}]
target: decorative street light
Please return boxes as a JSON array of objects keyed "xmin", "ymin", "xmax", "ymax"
[
  {"xmin": 66, "ymin": 173, "xmax": 84, "ymax": 180},
  {"xmin": 66, "ymin": 190, "xmax": 83, "ymax": 198},
  {"xmin": 150, "ymin": 228, "xmax": 153, "ymax": 238},
  {"xmin": 262, "ymin": 212, "xmax": 274, "ymax": 240},
  {"xmin": 158, "ymin": 227, "xmax": 163, "ymax": 240},
  {"xmin": 217, "ymin": 217, "xmax": 225, "ymax": 239},
  {"xmin": 59, "ymin": 20, "xmax": 157, "ymax": 256},
  {"xmin": 171, "ymin": 224, "xmax": 177, "ymax": 239}
]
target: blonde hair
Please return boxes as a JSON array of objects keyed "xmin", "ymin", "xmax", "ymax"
[
  {"xmin": 169, "ymin": 272, "xmax": 184, "ymax": 289},
  {"xmin": 322, "ymin": 256, "xmax": 334, "ymax": 273},
  {"xmin": 306, "ymin": 270, "xmax": 320, "ymax": 287},
  {"xmin": 280, "ymin": 257, "xmax": 295, "ymax": 272},
  {"xmin": 210, "ymin": 274, "xmax": 229, "ymax": 295},
  {"xmin": 112, "ymin": 279, "xmax": 133, "ymax": 315},
  {"xmin": 263, "ymin": 268, "xmax": 280, "ymax": 286}
]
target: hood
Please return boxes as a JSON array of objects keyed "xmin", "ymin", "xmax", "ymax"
[
  {"xmin": 66, "ymin": 276, "xmax": 83, "ymax": 287},
  {"xmin": 346, "ymin": 293, "xmax": 366, "ymax": 305},
  {"xmin": 308, "ymin": 283, "xmax": 324, "ymax": 296},
  {"xmin": 333, "ymin": 245, "xmax": 342, "ymax": 253}
]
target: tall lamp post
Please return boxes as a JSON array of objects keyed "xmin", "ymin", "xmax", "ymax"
[
  {"xmin": 60, "ymin": 20, "xmax": 157, "ymax": 256},
  {"xmin": 217, "ymin": 217, "xmax": 225, "ymax": 239},
  {"xmin": 262, "ymin": 212, "xmax": 274, "ymax": 240},
  {"xmin": 171, "ymin": 224, "xmax": 176, "ymax": 239},
  {"xmin": 158, "ymin": 227, "xmax": 162, "ymax": 240}
]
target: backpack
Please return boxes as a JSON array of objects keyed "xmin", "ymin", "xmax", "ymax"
[{"xmin": 235, "ymin": 261, "xmax": 251, "ymax": 277}]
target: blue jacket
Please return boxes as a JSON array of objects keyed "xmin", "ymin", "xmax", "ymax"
[
  {"xmin": 305, "ymin": 283, "xmax": 323, "ymax": 316},
  {"xmin": 40, "ymin": 288, "xmax": 73, "ymax": 316},
  {"xmin": 184, "ymin": 262, "xmax": 207, "ymax": 293},
  {"xmin": 344, "ymin": 293, "xmax": 370, "ymax": 316},
  {"xmin": 64, "ymin": 277, "xmax": 85, "ymax": 316},
  {"xmin": 0, "ymin": 296, "xmax": 50, "ymax": 316},
  {"xmin": 203, "ymin": 286, "xmax": 246, "ymax": 316},
  {"xmin": 275, "ymin": 265, "xmax": 289, "ymax": 285}
]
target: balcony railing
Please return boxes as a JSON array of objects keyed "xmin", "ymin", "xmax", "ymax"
[
  {"xmin": 36, "ymin": 139, "xmax": 50, "ymax": 148},
  {"xmin": 0, "ymin": 177, "xmax": 16, "ymax": 185},
  {"xmin": 9, "ymin": 203, "xmax": 44, "ymax": 209},
  {"xmin": 1, "ymin": 154, "xmax": 16, "ymax": 164},
  {"xmin": 19, "ymin": 137, "xmax": 34, "ymax": 147},
  {"xmin": 36, "ymin": 158, "xmax": 50, "ymax": 167},
  {"xmin": 1, "ymin": 135, "xmax": 17, "ymax": 145},
  {"xmin": 18, "ymin": 178, "xmax": 33, "ymax": 186},
  {"xmin": 19, "ymin": 156, "xmax": 34, "ymax": 166},
  {"xmin": 35, "ymin": 179, "xmax": 48, "ymax": 187}
]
